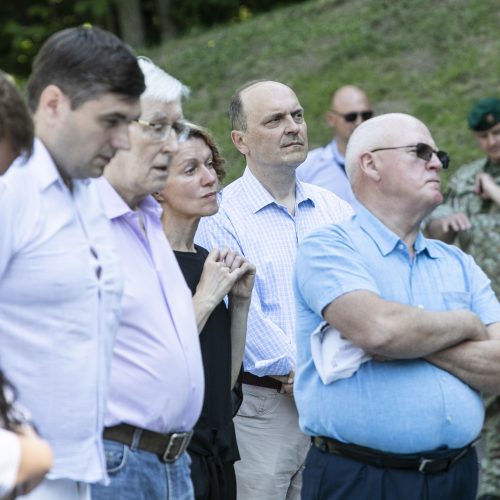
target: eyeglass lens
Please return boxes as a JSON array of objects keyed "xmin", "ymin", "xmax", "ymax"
[
  {"xmin": 343, "ymin": 111, "xmax": 374, "ymax": 123},
  {"xmin": 415, "ymin": 143, "xmax": 449, "ymax": 169}
]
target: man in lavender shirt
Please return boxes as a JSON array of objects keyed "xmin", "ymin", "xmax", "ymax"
[{"xmin": 91, "ymin": 58, "xmax": 204, "ymax": 500}]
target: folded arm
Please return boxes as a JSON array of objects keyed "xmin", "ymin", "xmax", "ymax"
[
  {"xmin": 323, "ymin": 290, "xmax": 487, "ymax": 358},
  {"xmin": 426, "ymin": 322, "xmax": 500, "ymax": 394}
]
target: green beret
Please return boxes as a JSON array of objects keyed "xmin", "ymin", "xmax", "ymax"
[{"xmin": 467, "ymin": 97, "xmax": 500, "ymax": 131}]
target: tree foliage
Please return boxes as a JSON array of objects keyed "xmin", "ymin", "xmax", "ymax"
[{"xmin": 0, "ymin": 0, "xmax": 306, "ymax": 78}]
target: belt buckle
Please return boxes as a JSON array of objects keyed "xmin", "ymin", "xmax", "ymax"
[
  {"xmin": 162, "ymin": 431, "xmax": 193, "ymax": 463},
  {"xmin": 418, "ymin": 457, "xmax": 434, "ymax": 474}
]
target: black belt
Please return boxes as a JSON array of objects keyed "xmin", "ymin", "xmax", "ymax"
[
  {"xmin": 312, "ymin": 436, "xmax": 475, "ymax": 474},
  {"xmin": 104, "ymin": 424, "xmax": 192, "ymax": 463},
  {"xmin": 242, "ymin": 371, "xmax": 282, "ymax": 391}
]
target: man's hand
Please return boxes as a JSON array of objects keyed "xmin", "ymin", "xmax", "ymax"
[
  {"xmin": 426, "ymin": 323, "xmax": 500, "ymax": 394},
  {"xmin": 475, "ymin": 173, "xmax": 500, "ymax": 205},
  {"xmin": 437, "ymin": 213, "xmax": 471, "ymax": 233},
  {"xmin": 426, "ymin": 213, "xmax": 471, "ymax": 243},
  {"xmin": 271, "ymin": 369, "xmax": 294, "ymax": 394}
]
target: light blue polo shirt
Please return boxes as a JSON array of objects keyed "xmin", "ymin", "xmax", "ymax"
[{"xmin": 293, "ymin": 203, "xmax": 500, "ymax": 453}]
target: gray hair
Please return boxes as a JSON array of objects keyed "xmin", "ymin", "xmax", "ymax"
[{"xmin": 137, "ymin": 57, "xmax": 190, "ymax": 104}]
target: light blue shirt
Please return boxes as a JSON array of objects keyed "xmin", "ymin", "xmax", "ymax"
[
  {"xmin": 294, "ymin": 203, "xmax": 500, "ymax": 453},
  {"xmin": 96, "ymin": 179, "xmax": 204, "ymax": 434},
  {"xmin": 296, "ymin": 139, "xmax": 357, "ymax": 206},
  {"xmin": 196, "ymin": 167, "xmax": 353, "ymax": 376},
  {"xmin": 0, "ymin": 140, "xmax": 122, "ymax": 482}
]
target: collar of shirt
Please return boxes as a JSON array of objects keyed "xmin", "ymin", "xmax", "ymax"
[
  {"xmin": 19, "ymin": 139, "xmax": 92, "ymax": 194},
  {"xmin": 27, "ymin": 139, "xmax": 65, "ymax": 192},
  {"xmin": 330, "ymin": 139, "xmax": 346, "ymax": 170},
  {"xmin": 355, "ymin": 203, "xmax": 438, "ymax": 259},
  {"xmin": 239, "ymin": 167, "xmax": 315, "ymax": 214},
  {"xmin": 95, "ymin": 177, "xmax": 163, "ymax": 221}
]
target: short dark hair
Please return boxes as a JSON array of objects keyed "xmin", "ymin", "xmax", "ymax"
[
  {"xmin": 229, "ymin": 79, "xmax": 269, "ymax": 131},
  {"xmin": 27, "ymin": 26, "xmax": 145, "ymax": 112},
  {"xmin": 0, "ymin": 73, "xmax": 34, "ymax": 159}
]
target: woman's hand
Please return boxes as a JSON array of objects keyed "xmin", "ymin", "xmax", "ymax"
[
  {"xmin": 224, "ymin": 251, "xmax": 256, "ymax": 303},
  {"xmin": 193, "ymin": 248, "xmax": 255, "ymax": 332},
  {"xmin": 195, "ymin": 248, "xmax": 241, "ymax": 307}
]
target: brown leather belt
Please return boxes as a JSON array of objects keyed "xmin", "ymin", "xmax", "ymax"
[
  {"xmin": 312, "ymin": 436, "xmax": 475, "ymax": 475},
  {"xmin": 242, "ymin": 371, "xmax": 282, "ymax": 391},
  {"xmin": 104, "ymin": 423, "xmax": 192, "ymax": 463}
]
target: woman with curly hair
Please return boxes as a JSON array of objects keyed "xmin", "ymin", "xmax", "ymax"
[{"xmin": 154, "ymin": 122, "xmax": 255, "ymax": 500}]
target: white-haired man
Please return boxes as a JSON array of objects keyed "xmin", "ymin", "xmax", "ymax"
[
  {"xmin": 294, "ymin": 113, "xmax": 500, "ymax": 500},
  {"xmin": 90, "ymin": 58, "xmax": 204, "ymax": 500}
]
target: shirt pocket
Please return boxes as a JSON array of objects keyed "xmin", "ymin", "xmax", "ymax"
[{"xmin": 441, "ymin": 291, "xmax": 472, "ymax": 310}]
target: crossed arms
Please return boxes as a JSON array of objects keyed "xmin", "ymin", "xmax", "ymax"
[{"xmin": 323, "ymin": 290, "xmax": 500, "ymax": 394}]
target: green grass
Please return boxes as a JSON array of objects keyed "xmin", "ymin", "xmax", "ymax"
[{"xmin": 145, "ymin": 0, "xmax": 500, "ymax": 184}]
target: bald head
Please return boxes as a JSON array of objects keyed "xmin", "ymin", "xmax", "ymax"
[
  {"xmin": 230, "ymin": 79, "xmax": 292, "ymax": 131},
  {"xmin": 331, "ymin": 85, "xmax": 369, "ymax": 112},
  {"xmin": 346, "ymin": 113, "xmax": 428, "ymax": 182},
  {"xmin": 229, "ymin": 80, "xmax": 307, "ymax": 173},
  {"xmin": 344, "ymin": 111, "xmax": 447, "ymax": 226},
  {"xmin": 327, "ymin": 85, "xmax": 372, "ymax": 153}
]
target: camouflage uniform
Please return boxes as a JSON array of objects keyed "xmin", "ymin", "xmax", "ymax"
[{"xmin": 430, "ymin": 157, "xmax": 500, "ymax": 498}]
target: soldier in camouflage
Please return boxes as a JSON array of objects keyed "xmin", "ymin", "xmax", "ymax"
[{"xmin": 426, "ymin": 97, "xmax": 500, "ymax": 500}]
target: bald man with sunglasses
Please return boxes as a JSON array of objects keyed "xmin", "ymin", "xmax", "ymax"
[
  {"xmin": 293, "ymin": 113, "xmax": 500, "ymax": 500},
  {"xmin": 296, "ymin": 85, "xmax": 373, "ymax": 205}
]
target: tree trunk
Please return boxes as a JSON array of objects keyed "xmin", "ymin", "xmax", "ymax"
[
  {"xmin": 156, "ymin": 0, "xmax": 177, "ymax": 41},
  {"xmin": 114, "ymin": 0, "xmax": 145, "ymax": 48}
]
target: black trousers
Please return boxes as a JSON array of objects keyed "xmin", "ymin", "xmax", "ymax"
[
  {"xmin": 301, "ymin": 443, "xmax": 478, "ymax": 500},
  {"xmin": 189, "ymin": 451, "xmax": 237, "ymax": 500}
]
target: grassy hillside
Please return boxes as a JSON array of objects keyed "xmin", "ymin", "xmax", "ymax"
[{"xmin": 146, "ymin": 0, "xmax": 500, "ymax": 184}]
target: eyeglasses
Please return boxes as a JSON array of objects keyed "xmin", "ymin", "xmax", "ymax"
[
  {"xmin": 331, "ymin": 110, "xmax": 374, "ymax": 123},
  {"xmin": 133, "ymin": 119, "xmax": 188, "ymax": 142},
  {"xmin": 370, "ymin": 143, "xmax": 450, "ymax": 169}
]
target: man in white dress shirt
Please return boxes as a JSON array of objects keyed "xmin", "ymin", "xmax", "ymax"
[{"xmin": 0, "ymin": 26, "xmax": 144, "ymax": 500}]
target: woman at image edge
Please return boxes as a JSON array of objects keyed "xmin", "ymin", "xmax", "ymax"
[
  {"xmin": 0, "ymin": 371, "xmax": 52, "ymax": 499},
  {"xmin": 154, "ymin": 123, "xmax": 255, "ymax": 500}
]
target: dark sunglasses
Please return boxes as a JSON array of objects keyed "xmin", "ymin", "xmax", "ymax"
[
  {"xmin": 331, "ymin": 110, "xmax": 374, "ymax": 123},
  {"xmin": 370, "ymin": 142, "xmax": 450, "ymax": 169}
]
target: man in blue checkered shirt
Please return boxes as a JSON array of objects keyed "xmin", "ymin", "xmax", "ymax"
[{"xmin": 196, "ymin": 80, "xmax": 353, "ymax": 500}]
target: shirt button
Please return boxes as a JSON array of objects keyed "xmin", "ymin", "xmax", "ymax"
[
  {"xmin": 417, "ymin": 304, "xmax": 424, "ymax": 309},
  {"xmin": 446, "ymin": 415, "xmax": 452, "ymax": 423},
  {"xmin": 398, "ymin": 244, "xmax": 404, "ymax": 250}
]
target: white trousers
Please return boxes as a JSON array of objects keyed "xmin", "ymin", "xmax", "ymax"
[{"xmin": 234, "ymin": 384, "xmax": 310, "ymax": 500}]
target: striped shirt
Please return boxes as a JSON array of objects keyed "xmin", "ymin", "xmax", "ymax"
[{"xmin": 195, "ymin": 167, "xmax": 353, "ymax": 376}]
